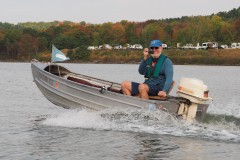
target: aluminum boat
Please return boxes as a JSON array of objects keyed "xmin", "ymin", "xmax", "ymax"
[{"xmin": 31, "ymin": 60, "xmax": 211, "ymax": 122}]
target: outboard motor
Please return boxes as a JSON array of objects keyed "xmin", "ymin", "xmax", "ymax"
[{"xmin": 177, "ymin": 78, "xmax": 212, "ymax": 122}]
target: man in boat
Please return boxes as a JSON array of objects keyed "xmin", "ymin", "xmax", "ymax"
[{"xmin": 121, "ymin": 40, "xmax": 173, "ymax": 99}]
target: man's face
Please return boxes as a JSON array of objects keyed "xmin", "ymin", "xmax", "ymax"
[{"xmin": 150, "ymin": 46, "xmax": 162, "ymax": 58}]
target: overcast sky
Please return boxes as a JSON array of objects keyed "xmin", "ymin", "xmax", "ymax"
[{"xmin": 1, "ymin": 0, "xmax": 239, "ymax": 24}]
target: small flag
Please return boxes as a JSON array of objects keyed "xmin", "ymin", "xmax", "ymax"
[{"xmin": 51, "ymin": 45, "xmax": 70, "ymax": 63}]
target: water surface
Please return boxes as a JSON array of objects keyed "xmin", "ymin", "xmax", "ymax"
[{"xmin": 0, "ymin": 62, "xmax": 239, "ymax": 160}]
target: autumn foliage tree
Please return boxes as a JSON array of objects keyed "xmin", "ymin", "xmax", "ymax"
[{"xmin": 0, "ymin": 7, "xmax": 239, "ymax": 61}]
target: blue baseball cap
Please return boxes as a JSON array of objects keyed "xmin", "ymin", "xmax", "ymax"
[{"xmin": 149, "ymin": 40, "xmax": 162, "ymax": 47}]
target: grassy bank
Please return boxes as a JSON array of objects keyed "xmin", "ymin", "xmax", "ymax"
[
  {"xmin": 2, "ymin": 49, "xmax": 240, "ymax": 66},
  {"xmin": 166, "ymin": 49, "xmax": 240, "ymax": 65},
  {"xmin": 87, "ymin": 49, "xmax": 240, "ymax": 65}
]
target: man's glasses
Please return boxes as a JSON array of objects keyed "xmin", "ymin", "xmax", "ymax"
[{"xmin": 150, "ymin": 47, "xmax": 159, "ymax": 49}]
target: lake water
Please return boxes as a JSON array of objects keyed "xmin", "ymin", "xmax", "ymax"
[{"xmin": 0, "ymin": 62, "xmax": 240, "ymax": 160}]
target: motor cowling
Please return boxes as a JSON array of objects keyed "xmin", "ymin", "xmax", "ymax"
[{"xmin": 176, "ymin": 78, "xmax": 212, "ymax": 122}]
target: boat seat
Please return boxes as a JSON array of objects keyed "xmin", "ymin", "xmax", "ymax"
[
  {"xmin": 149, "ymin": 81, "xmax": 175, "ymax": 100},
  {"xmin": 67, "ymin": 76, "xmax": 123, "ymax": 94},
  {"xmin": 67, "ymin": 76, "xmax": 102, "ymax": 88},
  {"xmin": 107, "ymin": 87, "xmax": 123, "ymax": 94}
]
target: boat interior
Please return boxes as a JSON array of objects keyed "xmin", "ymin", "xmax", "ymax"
[
  {"xmin": 44, "ymin": 64, "xmax": 174, "ymax": 100},
  {"xmin": 44, "ymin": 64, "xmax": 123, "ymax": 94}
]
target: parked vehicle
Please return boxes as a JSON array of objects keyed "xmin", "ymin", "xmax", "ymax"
[
  {"xmin": 195, "ymin": 43, "xmax": 204, "ymax": 50},
  {"xmin": 231, "ymin": 43, "xmax": 240, "ymax": 49},
  {"xmin": 181, "ymin": 44, "xmax": 194, "ymax": 49},
  {"xmin": 202, "ymin": 42, "xmax": 219, "ymax": 49},
  {"xmin": 87, "ymin": 46, "xmax": 96, "ymax": 50},
  {"xmin": 177, "ymin": 43, "xmax": 181, "ymax": 49},
  {"xmin": 133, "ymin": 44, "xmax": 143, "ymax": 49},
  {"xmin": 162, "ymin": 44, "xmax": 169, "ymax": 49},
  {"xmin": 220, "ymin": 45, "xmax": 229, "ymax": 49},
  {"xmin": 113, "ymin": 45, "xmax": 123, "ymax": 49},
  {"xmin": 105, "ymin": 44, "xmax": 113, "ymax": 50}
]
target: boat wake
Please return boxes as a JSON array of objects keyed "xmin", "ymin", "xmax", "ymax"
[{"xmin": 42, "ymin": 107, "xmax": 240, "ymax": 143}]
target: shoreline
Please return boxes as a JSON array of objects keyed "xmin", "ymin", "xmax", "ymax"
[
  {"xmin": 0, "ymin": 60, "xmax": 239, "ymax": 66},
  {"xmin": 1, "ymin": 49, "xmax": 240, "ymax": 66}
]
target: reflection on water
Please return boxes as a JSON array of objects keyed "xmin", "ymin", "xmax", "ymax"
[{"xmin": 134, "ymin": 134, "xmax": 179, "ymax": 160}]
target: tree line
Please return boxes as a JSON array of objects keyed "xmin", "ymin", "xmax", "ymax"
[{"xmin": 0, "ymin": 7, "xmax": 239, "ymax": 61}]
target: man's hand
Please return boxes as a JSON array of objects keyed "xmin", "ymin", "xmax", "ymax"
[
  {"xmin": 158, "ymin": 91, "xmax": 167, "ymax": 98},
  {"xmin": 143, "ymin": 48, "xmax": 149, "ymax": 60}
]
